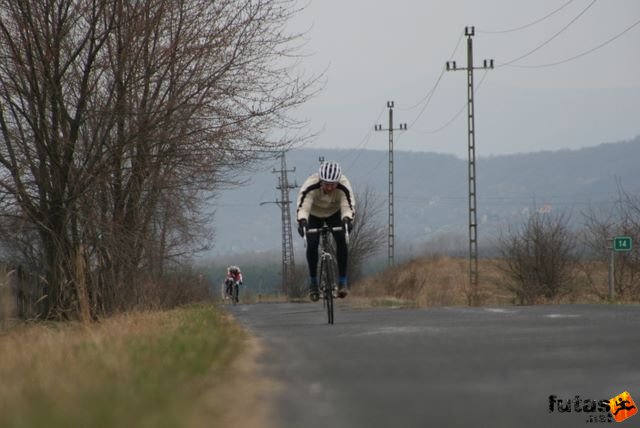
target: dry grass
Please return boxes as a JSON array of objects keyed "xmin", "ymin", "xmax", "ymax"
[
  {"xmin": 352, "ymin": 256, "xmax": 617, "ymax": 307},
  {"xmin": 355, "ymin": 256, "xmax": 484, "ymax": 307},
  {"xmin": 0, "ymin": 304, "xmax": 271, "ymax": 428}
]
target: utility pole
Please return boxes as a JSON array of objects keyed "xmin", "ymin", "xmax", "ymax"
[
  {"xmin": 375, "ymin": 101, "xmax": 407, "ymax": 267},
  {"xmin": 446, "ymin": 26, "xmax": 493, "ymax": 305},
  {"xmin": 260, "ymin": 151, "xmax": 296, "ymax": 296}
]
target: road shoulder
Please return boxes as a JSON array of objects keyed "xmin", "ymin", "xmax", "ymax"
[{"xmin": 214, "ymin": 329, "xmax": 279, "ymax": 428}]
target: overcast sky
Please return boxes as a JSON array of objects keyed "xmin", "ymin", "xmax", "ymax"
[{"xmin": 287, "ymin": 0, "xmax": 640, "ymax": 158}]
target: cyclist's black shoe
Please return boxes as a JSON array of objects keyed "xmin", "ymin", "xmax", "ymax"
[
  {"xmin": 337, "ymin": 284, "xmax": 348, "ymax": 298},
  {"xmin": 309, "ymin": 286, "xmax": 320, "ymax": 302}
]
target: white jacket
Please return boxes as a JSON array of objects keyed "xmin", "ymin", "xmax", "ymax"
[{"xmin": 296, "ymin": 173, "xmax": 355, "ymax": 221}]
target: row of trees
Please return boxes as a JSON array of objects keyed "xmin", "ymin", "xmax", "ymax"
[
  {"xmin": 497, "ymin": 192, "xmax": 640, "ymax": 304},
  {"xmin": 0, "ymin": 0, "xmax": 318, "ymax": 320}
]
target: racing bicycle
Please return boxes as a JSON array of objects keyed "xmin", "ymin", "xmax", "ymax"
[
  {"xmin": 304, "ymin": 223, "xmax": 349, "ymax": 324},
  {"xmin": 223, "ymin": 278, "xmax": 240, "ymax": 305}
]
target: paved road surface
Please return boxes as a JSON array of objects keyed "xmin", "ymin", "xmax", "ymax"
[{"xmin": 225, "ymin": 302, "xmax": 640, "ymax": 428}]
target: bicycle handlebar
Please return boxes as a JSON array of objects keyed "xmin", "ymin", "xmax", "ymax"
[
  {"xmin": 306, "ymin": 226, "xmax": 344, "ymax": 234},
  {"xmin": 303, "ymin": 224, "xmax": 350, "ymax": 247}
]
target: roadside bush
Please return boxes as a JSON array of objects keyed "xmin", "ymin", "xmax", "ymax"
[
  {"xmin": 579, "ymin": 193, "xmax": 640, "ymax": 301},
  {"xmin": 497, "ymin": 210, "xmax": 577, "ymax": 304}
]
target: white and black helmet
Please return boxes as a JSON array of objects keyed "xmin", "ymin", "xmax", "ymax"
[{"xmin": 318, "ymin": 161, "xmax": 342, "ymax": 183}]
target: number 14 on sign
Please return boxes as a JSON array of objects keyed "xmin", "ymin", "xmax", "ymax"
[{"xmin": 613, "ymin": 236, "xmax": 632, "ymax": 252}]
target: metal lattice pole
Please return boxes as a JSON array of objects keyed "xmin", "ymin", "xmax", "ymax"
[
  {"xmin": 277, "ymin": 153, "xmax": 296, "ymax": 295},
  {"xmin": 446, "ymin": 26, "xmax": 493, "ymax": 305},
  {"xmin": 260, "ymin": 151, "xmax": 296, "ymax": 295},
  {"xmin": 375, "ymin": 101, "xmax": 407, "ymax": 267}
]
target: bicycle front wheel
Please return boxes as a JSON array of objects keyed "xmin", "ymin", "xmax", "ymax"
[
  {"xmin": 320, "ymin": 257, "xmax": 334, "ymax": 324},
  {"xmin": 326, "ymin": 284, "xmax": 334, "ymax": 324},
  {"xmin": 232, "ymin": 283, "xmax": 239, "ymax": 305}
]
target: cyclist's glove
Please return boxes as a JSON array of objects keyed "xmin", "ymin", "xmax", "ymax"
[
  {"xmin": 342, "ymin": 217, "xmax": 353, "ymax": 233},
  {"xmin": 297, "ymin": 218, "xmax": 308, "ymax": 237}
]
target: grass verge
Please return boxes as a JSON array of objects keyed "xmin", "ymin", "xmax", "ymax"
[{"xmin": 0, "ymin": 303, "xmax": 246, "ymax": 428}]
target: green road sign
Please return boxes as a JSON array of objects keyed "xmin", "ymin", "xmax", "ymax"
[{"xmin": 613, "ymin": 236, "xmax": 633, "ymax": 252}]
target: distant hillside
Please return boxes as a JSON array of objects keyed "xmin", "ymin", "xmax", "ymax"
[{"xmin": 204, "ymin": 136, "xmax": 640, "ymax": 260}]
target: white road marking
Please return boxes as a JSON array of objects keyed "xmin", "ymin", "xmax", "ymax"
[
  {"xmin": 545, "ymin": 314, "xmax": 581, "ymax": 319},
  {"xmin": 484, "ymin": 308, "xmax": 518, "ymax": 314},
  {"xmin": 352, "ymin": 326, "xmax": 442, "ymax": 336}
]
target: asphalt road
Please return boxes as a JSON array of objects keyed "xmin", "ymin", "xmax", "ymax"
[{"xmin": 225, "ymin": 302, "xmax": 640, "ymax": 428}]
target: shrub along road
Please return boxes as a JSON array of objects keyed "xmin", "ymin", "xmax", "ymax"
[{"xmin": 226, "ymin": 302, "xmax": 640, "ymax": 428}]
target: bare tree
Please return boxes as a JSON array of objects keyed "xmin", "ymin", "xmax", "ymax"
[
  {"xmin": 348, "ymin": 186, "xmax": 385, "ymax": 284},
  {"xmin": 0, "ymin": 0, "xmax": 319, "ymax": 319},
  {"xmin": 0, "ymin": 0, "xmax": 118, "ymax": 319},
  {"xmin": 497, "ymin": 209, "xmax": 576, "ymax": 304},
  {"xmin": 579, "ymin": 190, "xmax": 640, "ymax": 300}
]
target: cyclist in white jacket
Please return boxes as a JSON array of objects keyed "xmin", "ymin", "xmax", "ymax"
[{"xmin": 296, "ymin": 161, "xmax": 355, "ymax": 301}]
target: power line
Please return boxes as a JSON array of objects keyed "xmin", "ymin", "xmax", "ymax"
[
  {"xmin": 396, "ymin": 31, "xmax": 466, "ymax": 137},
  {"xmin": 501, "ymin": 17, "xmax": 640, "ymax": 68},
  {"xmin": 344, "ymin": 105, "xmax": 387, "ymax": 171},
  {"xmin": 406, "ymin": 67, "xmax": 446, "ymax": 128},
  {"xmin": 389, "ymin": 31, "xmax": 468, "ymax": 137},
  {"xmin": 478, "ymin": 0, "xmax": 577, "ymax": 34},
  {"xmin": 308, "ymin": 1, "xmax": 632, "ymax": 188},
  {"xmin": 409, "ymin": 70, "xmax": 489, "ymax": 135},
  {"xmin": 335, "ymin": 28, "xmax": 467, "ymax": 164},
  {"xmin": 496, "ymin": 0, "xmax": 597, "ymax": 67},
  {"xmin": 371, "ymin": 0, "xmax": 595, "ymax": 135},
  {"xmin": 400, "ymin": 31, "xmax": 465, "ymax": 112}
]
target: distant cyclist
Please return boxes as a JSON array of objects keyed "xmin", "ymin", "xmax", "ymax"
[
  {"xmin": 224, "ymin": 265, "xmax": 243, "ymax": 301},
  {"xmin": 296, "ymin": 160, "xmax": 355, "ymax": 301}
]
